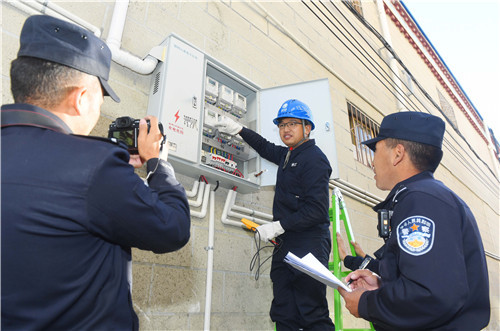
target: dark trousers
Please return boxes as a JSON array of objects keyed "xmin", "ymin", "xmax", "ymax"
[{"xmin": 270, "ymin": 235, "xmax": 335, "ymax": 330}]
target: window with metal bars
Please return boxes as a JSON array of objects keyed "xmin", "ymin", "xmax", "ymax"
[
  {"xmin": 345, "ymin": 0, "xmax": 363, "ymax": 16},
  {"xmin": 348, "ymin": 102, "xmax": 379, "ymax": 167}
]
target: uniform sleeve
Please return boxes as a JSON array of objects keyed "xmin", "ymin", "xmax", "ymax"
[
  {"xmin": 238, "ymin": 127, "xmax": 285, "ymax": 165},
  {"xmin": 279, "ymin": 153, "xmax": 331, "ymax": 231},
  {"xmin": 85, "ymin": 149, "xmax": 190, "ymax": 254},
  {"xmin": 358, "ymin": 191, "xmax": 468, "ymax": 329}
]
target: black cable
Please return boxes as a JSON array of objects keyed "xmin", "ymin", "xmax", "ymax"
[
  {"xmin": 299, "ymin": 0, "xmax": 497, "ymax": 183},
  {"xmin": 250, "ymin": 230, "xmax": 282, "ymax": 281},
  {"xmin": 302, "ymin": 1, "xmax": 420, "ymax": 117},
  {"xmin": 337, "ymin": 0, "xmax": 498, "ymax": 179}
]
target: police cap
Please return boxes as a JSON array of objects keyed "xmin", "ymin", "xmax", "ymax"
[
  {"xmin": 362, "ymin": 111, "xmax": 445, "ymax": 151},
  {"xmin": 17, "ymin": 15, "xmax": 120, "ymax": 102}
]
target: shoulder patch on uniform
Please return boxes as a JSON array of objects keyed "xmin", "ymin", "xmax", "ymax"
[{"xmin": 397, "ymin": 215, "xmax": 435, "ymax": 256}]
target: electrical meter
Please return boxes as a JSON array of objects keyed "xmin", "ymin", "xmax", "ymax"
[
  {"xmin": 217, "ymin": 84, "xmax": 234, "ymax": 112},
  {"xmin": 231, "ymin": 93, "xmax": 247, "ymax": 118},
  {"xmin": 205, "ymin": 76, "xmax": 218, "ymax": 105}
]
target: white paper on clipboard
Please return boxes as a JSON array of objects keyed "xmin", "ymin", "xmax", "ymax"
[{"xmin": 284, "ymin": 252, "xmax": 351, "ymax": 292}]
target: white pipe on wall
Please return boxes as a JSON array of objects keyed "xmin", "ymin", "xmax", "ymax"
[
  {"xmin": 220, "ymin": 190, "xmax": 246, "ymax": 228},
  {"xmin": 188, "ymin": 182, "xmax": 206, "ymax": 208},
  {"xmin": 220, "ymin": 189, "xmax": 273, "ymax": 228},
  {"xmin": 186, "ymin": 181, "xmax": 200, "ymax": 198},
  {"xmin": 10, "ymin": 0, "xmax": 101, "ymax": 36},
  {"xmin": 9, "ymin": 0, "xmax": 159, "ymax": 74},
  {"xmin": 106, "ymin": 0, "xmax": 158, "ymax": 75},
  {"xmin": 190, "ymin": 184, "xmax": 211, "ymax": 219},
  {"xmin": 7, "ymin": 1, "xmax": 39, "ymax": 16},
  {"xmin": 231, "ymin": 204, "xmax": 273, "ymax": 221},
  {"xmin": 203, "ymin": 190, "xmax": 215, "ymax": 330}
]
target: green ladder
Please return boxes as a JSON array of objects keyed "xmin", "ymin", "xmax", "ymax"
[{"xmin": 329, "ymin": 187, "xmax": 374, "ymax": 331}]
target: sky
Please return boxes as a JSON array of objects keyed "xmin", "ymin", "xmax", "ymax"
[{"xmin": 402, "ymin": 0, "xmax": 500, "ymax": 140}]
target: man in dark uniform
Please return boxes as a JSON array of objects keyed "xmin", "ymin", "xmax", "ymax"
[
  {"xmin": 1, "ymin": 15, "xmax": 191, "ymax": 330},
  {"xmin": 338, "ymin": 112, "xmax": 490, "ymax": 330},
  {"xmin": 216, "ymin": 99, "xmax": 335, "ymax": 330}
]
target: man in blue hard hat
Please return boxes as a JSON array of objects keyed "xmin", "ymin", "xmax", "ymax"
[
  {"xmin": 1, "ymin": 15, "xmax": 191, "ymax": 330},
  {"xmin": 216, "ymin": 99, "xmax": 335, "ymax": 330},
  {"xmin": 338, "ymin": 111, "xmax": 490, "ymax": 330}
]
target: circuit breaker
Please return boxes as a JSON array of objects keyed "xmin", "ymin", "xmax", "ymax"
[{"xmin": 147, "ymin": 35, "xmax": 339, "ymax": 193}]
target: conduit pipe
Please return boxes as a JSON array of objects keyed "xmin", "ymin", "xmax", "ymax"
[
  {"xmin": 329, "ymin": 183, "xmax": 377, "ymax": 208},
  {"xmin": 106, "ymin": 0, "xmax": 159, "ymax": 75},
  {"xmin": 227, "ymin": 209, "xmax": 269, "ymax": 225},
  {"xmin": 333, "ymin": 178, "xmax": 383, "ymax": 203},
  {"xmin": 10, "ymin": 0, "xmax": 101, "ymax": 37},
  {"xmin": 188, "ymin": 181, "xmax": 206, "ymax": 208},
  {"xmin": 7, "ymin": 1, "xmax": 39, "ymax": 16},
  {"xmin": 221, "ymin": 189, "xmax": 273, "ymax": 228},
  {"xmin": 330, "ymin": 180, "xmax": 382, "ymax": 207},
  {"xmin": 190, "ymin": 184, "xmax": 211, "ymax": 219},
  {"xmin": 8, "ymin": 0, "xmax": 160, "ymax": 74},
  {"xmin": 231, "ymin": 204, "xmax": 273, "ymax": 221},
  {"xmin": 220, "ymin": 190, "xmax": 246, "ymax": 228},
  {"xmin": 186, "ymin": 180, "xmax": 200, "ymax": 198},
  {"xmin": 203, "ymin": 190, "xmax": 215, "ymax": 330}
]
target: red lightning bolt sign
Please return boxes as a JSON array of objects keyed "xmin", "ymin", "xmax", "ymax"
[{"xmin": 174, "ymin": 110, "xmax": 180, "ymax": 123}]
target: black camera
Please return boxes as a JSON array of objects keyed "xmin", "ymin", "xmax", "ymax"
[
  {"xmin": 108, "ymin": 116, "xmax": 164, "ymax": 154},
  {"xmin": 377, "ymin": 209, "xmax": 392, "ymax": 239}
]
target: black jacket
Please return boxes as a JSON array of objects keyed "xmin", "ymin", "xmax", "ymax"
[
  {"xmin": 359, "ymin": 171, "xmax": 490, "ymax": 330},
  {"xmin": 1, "ymin": 104, "xmax": 191, "ymax": 330}
]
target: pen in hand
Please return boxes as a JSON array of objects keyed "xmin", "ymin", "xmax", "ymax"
[{"xmin": 346, "ymin": 256, "xmax": 372, "ymax": 286}]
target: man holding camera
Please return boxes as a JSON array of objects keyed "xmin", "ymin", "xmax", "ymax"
[
  {"xmin": 1, "ymin": 15, "xmax": 190, "ymax": 330},
  {"xmin": 338, "ymin": 112, "xmax": 490, "ymax": 330}
]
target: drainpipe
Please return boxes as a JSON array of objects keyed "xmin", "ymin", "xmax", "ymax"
[{"xmin": 376, "ymin": 0, "xmax": 406, "ymax": 111}]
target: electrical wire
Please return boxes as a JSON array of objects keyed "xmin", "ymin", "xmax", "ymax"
[
  {"xmin": 298, "ymin": 0, "xmax": 498, "ymax": 187},
  {"xmin": 336, "ymin": 0, "xmax": 498, "ymax": 180},
  {"xmin": 250, "ymin": 230, "xmax": 282, "ymax": 281}
]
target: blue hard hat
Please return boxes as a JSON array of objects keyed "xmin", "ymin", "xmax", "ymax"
[{"xmin": 273, "ymin": 99, "xmax": 315, "ymax": 130}]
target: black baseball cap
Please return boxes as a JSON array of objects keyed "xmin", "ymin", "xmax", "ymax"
[
  {"xmin": 17, "ymin": 15, "xmax": 120, "ymax": 102},
  {"xmin": 362, "ymin": 112, "xmax": 445, "ymax": 151}
]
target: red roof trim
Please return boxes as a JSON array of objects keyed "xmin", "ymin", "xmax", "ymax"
[{"xmin": 386, "ymin": 1, "xmax": 488, "ymax": 144}]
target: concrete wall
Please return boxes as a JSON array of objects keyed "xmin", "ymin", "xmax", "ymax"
[{"xmin": 2, "ymin": 1, "xmax": 498, "ymax": 330}]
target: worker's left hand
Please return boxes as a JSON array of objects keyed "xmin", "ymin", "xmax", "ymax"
[{"xmin": 256, "ymin": 221, "xmax": 285, "ymax": 242}]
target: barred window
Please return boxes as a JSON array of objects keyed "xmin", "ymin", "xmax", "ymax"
[
  {"xmin": 348, "ymin": 102, "xmax": 379, "ymax": 167},
  {"xmin": 345, "ymin": 0, "xmax": 363, "ymax": 16}
]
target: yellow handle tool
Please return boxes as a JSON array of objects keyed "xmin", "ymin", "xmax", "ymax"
[{"xmin": 241, "ymin": 218, "xmax": 259, "ymax": 232}]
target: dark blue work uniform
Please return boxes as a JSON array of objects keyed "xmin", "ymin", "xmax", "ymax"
[
  {"xmin": 1, "ymin": 104, "xmax": 191, "ymax": 330},
  {"xmin": 239, "ymin": 127, "xmax": 334, "ymax": 330},
  {"xmin": 359, "ymin": 171, "xmax": 490, "ymax": 330}
]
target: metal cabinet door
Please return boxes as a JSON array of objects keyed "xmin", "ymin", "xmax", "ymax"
[{"xmin": 259, "ymin": 78, "xmax": 339, "ymax": 186}]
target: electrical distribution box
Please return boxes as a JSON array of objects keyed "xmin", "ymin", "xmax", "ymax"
[{"xmin": 147, "ymin": 35, "xmax": 338, "ymax": 193}]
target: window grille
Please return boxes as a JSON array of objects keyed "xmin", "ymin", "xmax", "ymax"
[
  {"xmin": 348, "ymin": 102, "xmax": 379, "ymax": 167},
  {"xmin": 345, "ymin": 0, "xmax": 363, "ymax": 16}
]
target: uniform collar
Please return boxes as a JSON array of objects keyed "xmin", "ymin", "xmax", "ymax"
[
  {"xmin": 1, "ymin": 103, "xmax": 73, "ymax": 134},
  {"xmin": 291, "ymin": 138, "xmax": 315, "ymax": 151},
  {"xmin": 373, "ymin": 171, "xmax": 434, "ymax": 211}
]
